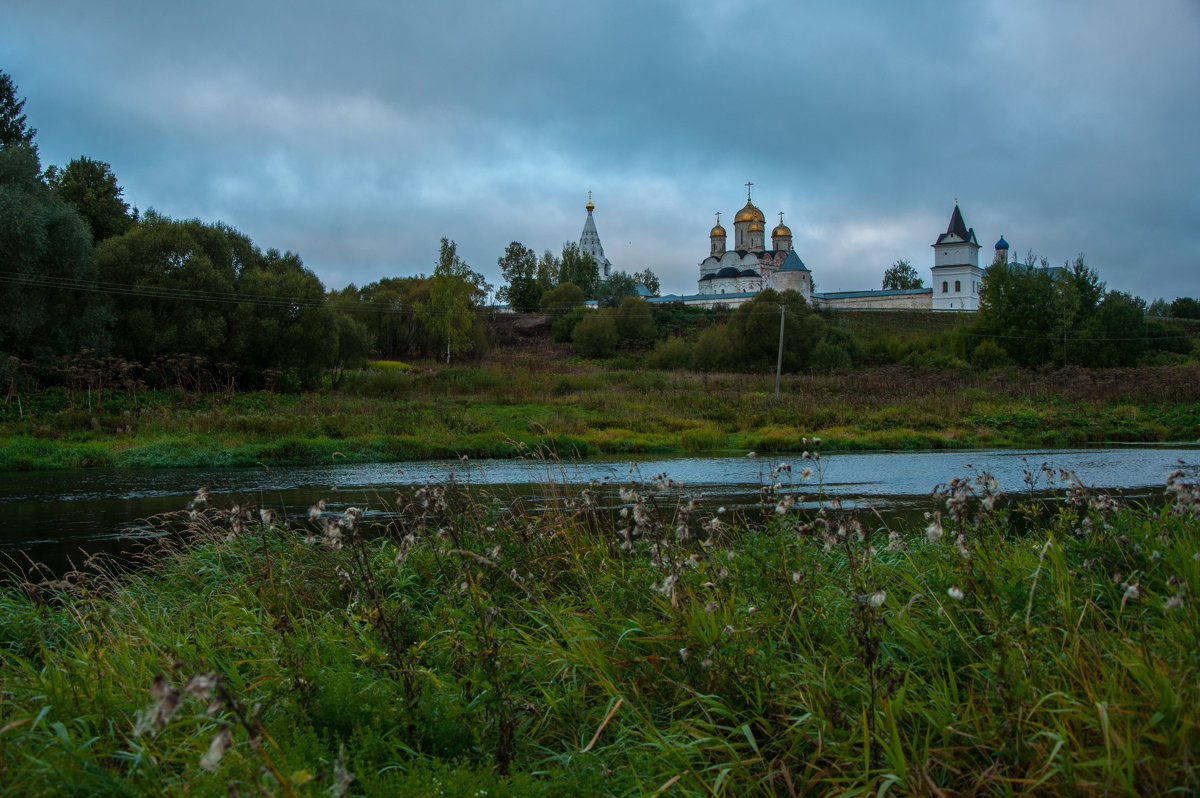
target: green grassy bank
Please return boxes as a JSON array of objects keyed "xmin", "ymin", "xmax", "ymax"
[
  {"xmin": 2, "ymin": 363, "xmax": 1200, "ymax": 471},
  {"xmin": 2, "ymin": 464, "xmax": 1197, "ymax": 795}
]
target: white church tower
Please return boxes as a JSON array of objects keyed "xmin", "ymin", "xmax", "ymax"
[
  {"xmin": 579, "ymin": 192, "xmax": 612, "ymax": 279},
  {"xmin": 930, "ymin": 203, "xmax": 984, "ymax": 310}
]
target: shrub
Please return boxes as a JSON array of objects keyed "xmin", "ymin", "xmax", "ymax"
[
  {"xmin": 811, "ymin": 340, "xmax": 852, "ymax": 372},
  {"xmin": 571, "ymin": 311, "xmax": 619, "ymax": 358},
  {"xmin": 614, "ymin": 296, "xmax": 656, "ymax": 343},
  {"xmin": 541, "ymin": 282, "xmax": 584, "ymax": 314},
  {"xmin": 970, "ymin": 339, "xmax": 1010, "ymax": 370},
  {"xmin": 552, "ymin": 306, "xmax": 588, "ymax": 342},
  {"xmin": 647, "ymin": 336, "xmax": 692, "ymax": 370}
]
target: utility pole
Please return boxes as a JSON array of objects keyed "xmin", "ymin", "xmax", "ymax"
[{"xmin": 774, "ymin": 303, "xmax": 785, "ymax": 399}]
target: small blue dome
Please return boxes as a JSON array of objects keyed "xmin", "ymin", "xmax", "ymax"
[{"xmin": 995, "ymin": 235, "xmax": 1009, "ymax": 250}]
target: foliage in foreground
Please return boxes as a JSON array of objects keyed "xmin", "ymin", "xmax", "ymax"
[{"xmin": 1, "ymin": 458, "xmax": 1199, "ymax": 795}]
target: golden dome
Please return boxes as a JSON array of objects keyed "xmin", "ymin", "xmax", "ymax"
[
  {"xmin": 710, "ymin": 223, "xmax": 726, "ymax": 238},
  {"xmin": 773, "ymin": 212, "xmax": 792, "ymax": 238},
  {"xmin": 734, "ymin": 200, "xmax": 765, "ymax": 224},
  {"xmin": 585, "ymin": 190, "xmax": 594, "ymax": 212},
  {"xmin": 748, "ymin": 220, "xmax": 765, "ymax": 233}
]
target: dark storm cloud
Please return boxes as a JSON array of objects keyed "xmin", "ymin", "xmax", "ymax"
[{"xmin": 5, "ymin": 0, "xmax": 1198, "ymax": 298}]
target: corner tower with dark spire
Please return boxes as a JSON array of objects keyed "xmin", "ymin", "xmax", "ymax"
[{"xmin": 931, "ymin": 202, "xmax": 984, "ymax": 310}]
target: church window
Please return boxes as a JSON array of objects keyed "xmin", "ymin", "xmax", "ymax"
[
  {"xmin": 955, "ymin": 280, "xmax": 961, "ymax": 292},
  {"xmin": 942, "ymin": 281, "xmax": 948, "ymax": 293}
]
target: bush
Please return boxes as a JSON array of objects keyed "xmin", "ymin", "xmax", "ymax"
[
  {"xmin": 614, "ymin": 296, "xmax": 656, "ymax": 343},
  {"xmin": 691, "ymin": 323, "xmax": 737, "ymax": 373},
  {"xmin": 552, "ymin": 306, "xmax": 589, "ymax": 342},
  {"xmin": 541, "ymin": 282, "xmax": 584, "ymax": 314},
  {"xmin": 647, "ymin": 336, "xmax": 692, "ymax": 370},
  {"xmin": 811, "ymin": 341, "xmax": 852, "ymax": 372},
  {"xmin": 571, "ymin": 311, "xmax": 619, "ymax": 358},
  {"xmin": 970, "ymin": 339, "xmax": 1010, "ymax": 371}
]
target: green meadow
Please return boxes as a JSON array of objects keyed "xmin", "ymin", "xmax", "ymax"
[{"xmin": 3, "ymin": 363, "xmax": 1200, "ymax": 472}]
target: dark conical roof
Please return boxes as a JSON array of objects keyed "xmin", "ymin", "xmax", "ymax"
[{"xmin": 935, "ymin": 204, "xmax": 978, "ymax": 246}]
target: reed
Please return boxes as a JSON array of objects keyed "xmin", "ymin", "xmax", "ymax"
[{"xmin": 1, "ymin": 455, "xmax": 1197, "ymax": 795}]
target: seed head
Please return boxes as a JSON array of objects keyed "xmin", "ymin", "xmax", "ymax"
[{"xmin": 948, "ymin": 586, "xmax": 964, "ymax": 601}]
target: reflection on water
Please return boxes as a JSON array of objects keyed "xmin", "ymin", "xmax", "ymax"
[{"xmin": 2, "ymin": 446, "xmax": 1196, "ymax": 577}]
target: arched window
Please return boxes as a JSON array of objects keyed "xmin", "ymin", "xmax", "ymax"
[
  {"xmin": 955, "ymin": 280, "xmax": 961, "ymax": 292},
  {"xmin": 942, "ymin": 281, "xmax": 948, "ymax": 293}
]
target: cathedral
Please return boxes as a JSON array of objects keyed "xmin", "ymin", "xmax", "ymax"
[{"xmin": 697, "ymin": 185, "xmax": 812, "ymax": 297}]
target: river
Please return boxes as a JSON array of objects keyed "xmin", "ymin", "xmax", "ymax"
[{"xmin": 3, "ymin": 445, "xmax": 1197, "ymax": 577}]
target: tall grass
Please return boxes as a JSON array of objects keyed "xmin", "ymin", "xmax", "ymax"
[{"xmin": 2, "ymin": 457, "xmax": 1197, "ymax": 795}]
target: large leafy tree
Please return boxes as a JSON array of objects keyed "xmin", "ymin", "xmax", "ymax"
[
  {"xmin": 45, "ymin": 157, "xmax": 134, "ymax": 243},
  {"xmin": 496, "ymin": 241, "xmax": 540, "ymax": 312},
  {"xmin": 96, "ymin": 213, "xmax": 340, "ymax": 386},
  {"xmin": 0, "ymin": 71, "xmax": 37, "ymax": 150},
  {"xmin": 727, "ymin": 288, "xmax": 825, "ymax": 372},
  {"xmin": 421, "ymin": 238, "xmax": 489, "ymax": 363},
  {"xmin": 633, "ymin": 268, "xmax": 660, "ymax": 296},
  {"xmin": 882, "ymin": 259, "xmax": 923, "ymax": 290},
  {"xmin": 558, "ymin": 242, "xmax": 599, "ymax": 299},
  {"xmin": 0, "ymin": 145, "xmax": 112, "ymax": 362},
  {"xmin": 596, "ymin": 270, "xmax": 638, "ymax": 308}
]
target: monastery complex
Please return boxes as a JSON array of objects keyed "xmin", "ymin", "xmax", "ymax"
[{"xmin": 580, "ymin": 186, "xmax": 1004, "ymax": 312}]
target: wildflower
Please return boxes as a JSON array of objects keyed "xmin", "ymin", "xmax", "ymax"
[
  {"xmin": 329, "ymin": 742, "xmax": 355, "ymax": 798},
  {"xmin": 925, "ymin": 515, "xmax": 944, "ymax": 543},
  {"xmin": 948, "ymin": 586, "xmax": 964, "ymax": 601},
  {"xmin": 308, "ymin": 499, "xmax": 326, "ymax": 521},
  {"xmin": 183, "ymin": 672, "xmax": 219, "ymax": 701},
  {"xmin": 679, "ymin": 647, "xmax": 691, "ymax": 661},
  {"xmin": 868, "ymin": 589, "xmax": 886, "ymax": 608},
  {"xmin": 199, "ymin": 724, "xmax": 233, "ymax": 772},
  {"xmin": 705, "ymin": 600, "xmax": 719, "ymax": 613},
  {"xmin": 258, "ymin": 508, "xmax": 274, "ymax": 528},
  {"xmin": 1165, "ymin": 594, "xmax": 1184, "ymax": 610},
  {"xmin": 812, "ymin": 437, "xmax": 821, "ymax": 445},
  {"xmin": 722, "ymin": 624, "xmax": 736, "ymax": 635},
  {"xmin": 1121, "ymin": 582, "xmax": 1140, "ymax": 608},
  {"xmin": 801, "ymin": 467, "xmax": 813, "ymax": 480},
  {"xmin": 653, "ymin": 575, "xmax": 679, "ymax": 600},
  {"xmin": 885, "ymin": 530, "xmax": 906, "ymax": 553},
  {"xmin": 1151, "ymin": 550, "xmax": 1163, "ymax": 564},
  {"xmin": 134, "ymin": 674, "xmax": 182, "ymax": 736},
  {"xmin": 747, "ymin": 451, "xmax": 757, "ymax": 458},
  {"xmin": 791, "ymin": 570, "xmax": 802, "ymax": 584}
]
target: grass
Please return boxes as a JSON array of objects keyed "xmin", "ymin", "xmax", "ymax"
[
  {"xmin": 1, "ymin": 457, "xmax": 1198, "ymax": 795},
  {"xmin": 3, "ymin": 363, "xmax": 1200, "ymax": 471}
]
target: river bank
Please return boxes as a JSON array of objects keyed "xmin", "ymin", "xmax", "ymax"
[
  {"xmin": 2, "ymin": 465, "xmax": 1197, "ymax": 795},
  {"xmin": 2, "ymin": 364, "xmax": 1199, "ymax": 471}
]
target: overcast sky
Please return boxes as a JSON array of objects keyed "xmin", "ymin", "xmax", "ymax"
[{"xmin": 6, "ymin": 0, "xmax": 1199, "ymax": 300}]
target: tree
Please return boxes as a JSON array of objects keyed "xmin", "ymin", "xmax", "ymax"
[
  {"xmin": 0, "ymin": 145, "xmax": 111, "ymax": 362},
  {"xmin": 882, "ymin": 259, "xmax": 923, "ymax": 290},
  {"xmin": 1170, "ymin": 297, "xmax": 1200, "ymax": 320},
  {"xmin": 496, "ymin": 241, "xmax": 541, "ymax": 312},
  {"xmin": 0, "ymin": 71, "xmax": 36, "ymax": 150},
  {"xmin": 634, "ymin": 268, "xmax": 660, "ymax": 296},
  {"xmin": 536, "ymin": 250, "xmax": 560, "ymax": 295},
  {"xmin": 596, "ymin": 270, "xmax": 638, "ymax": 308},
  {"xmin": 422, "ymin": 238, "xmax": 485, "ymax": 363},
  {"xmin": 558, "ymin": 242, "xmax": 600, "ymax": 299},
  {"xmin": 95, "ymin": 212, "xmax": 341, "ymax": 386},
  {"xmin": 726, "ymin": 288, "xmax": 825, "ymax": 372},
  {"xmin": 45, "ymin": 157, "xmax": 134, "ymax": 243}
]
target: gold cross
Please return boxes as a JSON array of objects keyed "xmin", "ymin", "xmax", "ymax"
[
  {"xmin": 745, "ymin": 181, "xmax": 753, "ymax": 200},
  {"xmin": 715, "ymin": 211, "xmax": 721, "ymax": 225}
]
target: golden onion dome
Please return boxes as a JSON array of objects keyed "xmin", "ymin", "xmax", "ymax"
[
  {"xmin": 734, "ymin": 200, "xmax": 765, "ymax": 224},
  {"xmin": 710, "ymin": 223, "xmax": 726, "ymax": 238},
  {"xmin": 772, "ymin": 223, "xmax": 792, "ymax": 238},
  {"xmin": 748, "ymin": 220, "xmax": 765, "ymax": 233},
  {"xmin": 585, "ymin": 190, "xmax": 594, "ymax": 212}
]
